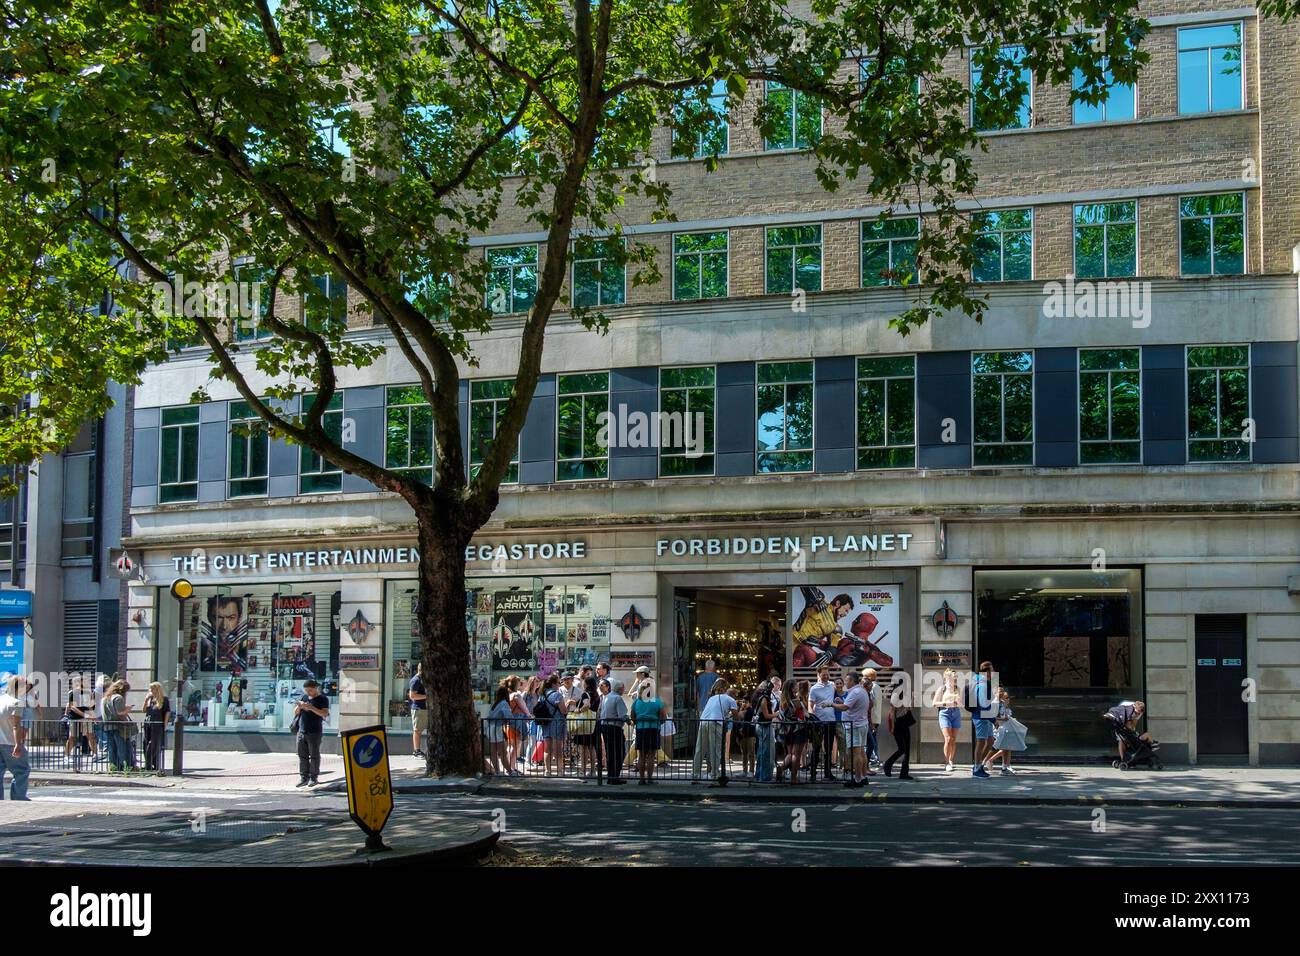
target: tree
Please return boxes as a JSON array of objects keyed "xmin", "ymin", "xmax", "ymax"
[{"xmin": 0, "ymin": 0, "xmax": 1145, "ymax": 775}]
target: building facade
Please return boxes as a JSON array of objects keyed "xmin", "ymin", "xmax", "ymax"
[{"xmin": 118, "ymin": 1, "xmax": 1300, "ymax": 763}]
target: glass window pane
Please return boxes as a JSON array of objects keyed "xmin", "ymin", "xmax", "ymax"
[
  {"xmin": 1178, "ymin": 49, "xmax": 1209, "ymax": 114},
  {"xmin": 1212, "ymin": 214, "xmax": 1245, "ymax": 274},
  {"xmin": 1181, "ymin": 217, "xmax": 1212, "ymax": 275}
]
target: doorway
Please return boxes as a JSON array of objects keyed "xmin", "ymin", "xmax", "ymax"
[
  {"xmin": 672, "ymin": 587, "xmax": 787, "ymax": 713},
  {"xmin": 1195, "ymin": 614, "xmax": 1248, "ymax": 758}
]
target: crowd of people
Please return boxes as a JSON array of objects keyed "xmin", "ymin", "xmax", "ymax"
[{"xmin": 469, "ymin": 658, "xmax": 1036, "ymax": 787}]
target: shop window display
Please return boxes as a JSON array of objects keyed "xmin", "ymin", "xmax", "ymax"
[
  {"xmin": 155, "ymin": 583, "xmax": 341, "ymax": 733},
  {"xmin": 385, "ymin": 576, "xmax": 611, "ymax": 727}
]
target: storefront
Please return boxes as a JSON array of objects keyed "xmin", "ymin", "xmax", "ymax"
[{"xmin": 121, "ymin": 510, "xmax": 1299, "ymax": 764}]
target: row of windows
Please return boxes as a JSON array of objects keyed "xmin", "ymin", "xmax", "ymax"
[
  {"xmin": 485, "ymin": 192, "xmax": 1247, "ymax": 313},
  {"xmin": 154, "ymin": 345, "xmax": 1253, "ymax": 502},
  {"xmin": 671, "ymin": 22, "xmax": 1244, "ymax": 161}
]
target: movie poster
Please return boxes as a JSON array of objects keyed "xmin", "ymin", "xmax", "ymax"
[
  {"xmin": 272, "ymin": 594, "xmax": 318, "ymax": 679},
  {"xmin": 491, "ymin": 590, "xmax": 540, "ymax": 670},
  {"xmin": 788, "ymin": 585, "xmax": 901, "ymax": 681},
  {"xmin": 199, "ymin": 594, "xmax": 250, "ymax": 673}
]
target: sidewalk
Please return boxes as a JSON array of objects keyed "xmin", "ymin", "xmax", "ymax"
[{"xmin": 30, "ymin": 751, "xmax": 1300, "ymax": 808}]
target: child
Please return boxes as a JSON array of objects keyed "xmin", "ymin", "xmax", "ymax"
[{"xmin": 981, "ymin": 687, "xmax": 1018, "ymax": 775}]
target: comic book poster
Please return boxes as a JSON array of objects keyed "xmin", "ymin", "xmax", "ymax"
[
  {"xmin": 272, "ymin": 594, "xmax": 318, "ymax": 679},
  {"xmin": 491, "ymin": 590, "xmax": 539, "ymax": 670},
  {"xmin": 789, "ymin": 585, "xmax": 900, "ymax": 681},
  {"xmin": 198, "ymin": 594, "xmax": 250, "ymax": 673}
]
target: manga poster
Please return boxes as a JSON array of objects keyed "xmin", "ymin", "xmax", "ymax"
[
  {"xmin": 788, "ymin": 585, "xmax": 900, "ymax": 681},
  {"xmin": 272, "ymin": 594, "xmax": 318, "ymax": 679},
  {"xmin": 491, "ymin": 589, "xmax": 540, "ymax": 670}
]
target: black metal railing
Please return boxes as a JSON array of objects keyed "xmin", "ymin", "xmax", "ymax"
[
  {"xmin": 24, "ymin": 718, "xmax": 168, "ymax": 775},
  {"xmin": 480, "ymin": 715, "xmax": 871, "ymax": 784}
]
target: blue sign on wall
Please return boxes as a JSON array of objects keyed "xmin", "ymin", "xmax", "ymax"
[
  {"xmin": 0, "ymin": 622, "xmax": 24, "ymax": 682},
  {"xmin": 0, "ymin": 590, "xmax": 33, "ymax": 619}
]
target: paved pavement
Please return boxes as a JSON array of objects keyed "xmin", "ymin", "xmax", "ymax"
[{"xmin": 30, "ymin": 751, "xmax": 1300, "ymax": 808}]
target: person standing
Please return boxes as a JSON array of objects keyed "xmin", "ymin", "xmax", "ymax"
[
  {"xmin": 807, "ymin": 666, "xmax": 838, "ymax": 782},
  {"xmin": 408, "ymin": 662, "xmax": 428, "ymax": 758},
  {"xmin": 294, "ymin": 679, "xmax": 330, "ymax": 787},
  {"xmin": 695, "ymin": 659, "xmax": 719, "ymax": 713},
  {"xmin": 693, "ymin": 679, "xmax": 737, "ymax": 783},
  {"xmin": 100, "ymin": 680, "xmax": 135, "ymax": 774},
  {"xmin": 970, "ymin": 661, "xmax": 996, "ymax": 779},
  {"xmin": 933, "ymin": 669, "xmax": 962, "ymax": 772},
  {"xmin": 485, "ymin": 684, "xmax": 513, "ymax": 775},
  {"xmin": 63, "ymin": 678, "xmax": 93, "ymax": 767},
  {"xmin": 830, "ymin": 671, "xmax": 870, "ymax": 788},
  {"xmin": 630, "ymin": 681, "xmax": 666, "ymax": 785},
  {"xmin": 538, "ymin": 673, "xmax": 569, "ymax": 777},
  {"xmin": 867, "ymin": 669, "xmax": 883, "ymax": 770},
  {"xmin": 882, "ymin": 676, "xmax": 915, "ymax": 780},
  {"xmin": 571, "ymin": 676, "xmax": 600, "ymax": 778},
  {"xmin": 775, "ymin": 679, "xmax": 810, "ymax": 784},
  {"xmin": 980, "ymin": 687, "xmax": 1018, "ymax": 775},
  {"xmin": 143, "ymin": 682, "xmax": 171, "ymax": 775},
  {"xmin": 598, "ymin": 679, "xmax": 629, "ymax": 785},
  {"xmin": 0, "ymin": 675, "xmax": 32, "ymax": 800},
  {"xmin": 735, "ymin": 690, "xmax": 756, "ymax": 778},
  {"xmin": 752, "ymin": 682, "xmax": 776, "ymax": 782}
]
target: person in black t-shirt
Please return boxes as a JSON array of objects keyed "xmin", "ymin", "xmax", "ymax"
[
  {"xmin": 294, "ymin": 679, "xmax": 330, "ymax": 787},
  {"xmin": 408, "ymin": 663, "xmax": 428, "ymax": 758}
]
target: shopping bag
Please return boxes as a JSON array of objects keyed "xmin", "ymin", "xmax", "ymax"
[
  {"xmin": 994, "ymin": 717, "xmax": 1028, "ymax": 752},
  {"xmin": 531, "ymin": 740, "xmax": 546, "ymax": 763}
]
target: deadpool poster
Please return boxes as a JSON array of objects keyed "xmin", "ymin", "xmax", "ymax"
[{"xmin": 789, "ymin": 585, "xmax": 901, "ymax": 681}]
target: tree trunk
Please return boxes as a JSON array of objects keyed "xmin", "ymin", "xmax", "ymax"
[{"xmin": 416, "ymin": 511, "xmax": 481, "ymax": 777}]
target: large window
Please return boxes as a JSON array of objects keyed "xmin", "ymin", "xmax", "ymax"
[
  {"xmin": 228, "ymin": 400, "xmax": 269, "ymax": 498},
  {"xmin": 486, "ymin": 244, "xmax": 538, "ymax": 314},
  {"xmin": 975, "ymin": 568, "xmax": 1144, "ymax": 757},
  {"xmin": 765, "ymin": 225, "xmax": 822, "ymax": 294},
  {"xmin": 973, "ymin": 351, "xmax": 1033, "ymax": 466},
  {"xmin": 159, "ymin": 406, "xmax": 200, "ymax": 503},
  {"xmin": 1180, "ymin": 193, "xmax": 1245, "ymax": 276},
  {"xmin": 673, "ymin": 79, "xmax": 729, "ymax": 158},
  {"xmin": 659, "ymin": 366, "xmax": 716, "ymax": 477},
  {"xmin": 756, "ymin": 360, "xmax": 814, "ymax": 473},
  {"xmin": 232, "ymin": 260, "xmax": 273, "ymax": 342},
  {"xmin": 154, "ymin": 581, "xmax": 342, "ymax": 735},
  {"xmin": 1072, "ymin": 57, "xmax": 1136, "ymax": 124},
  {"xmin": 470, "ymin": 379, "xmax": 520, "ymax": 484},
  {"xmin": 556, "ymin": 372, "xmax": 609, "ymax": 481},
  {"xmin": 1187, "ymin": 345, "xmax": 1250, "ymax": 462},
  {"xmin": 61, "ymin": 423, "xmax": 96, "ymax": 560},
  {"xmin": 856, "ymin": 356, "xmax": 916, "ymax": 469},
  {"xmin": 971, "ymin": 45, "xmax": 1031, "ymax": 131},
  {"xmin": 571, "ymin": 237, "xmax": 625, "ymax": 308},
  {"xmin": 1078, "ymin": 348, "xmax": 1141, "ymax": 464},
  {"xmin": 1074, "ymin": 202, "xmax": 1137, "ymax": 278},
  {"xmin": 973, "ymin": 209, "xmax": 1032, "ymax": 282},
  {"xmin": 765, "ymin": 81, "xmax": 821, "ymax": 150},
  {"xmin": 1177, "ymin": 23, "xmax": 1243, "ymax": 115},
  {"xmin": 385, "ymin": 385, "xmax": 434, "ymax": 484},
  {"xmin": 861, "ymin": 217, "xmax": 919, "ymax": 287},
  {"xmin": 299, "ymin": 393, "xmax": 344, "ymax": 494},
  {"xmin": 302, "ymin": 273, "xmax": 348, "ymax": 331},
  {"xmin": 672, "ymin": 231, "xmax": 728, "ymax": 301}
]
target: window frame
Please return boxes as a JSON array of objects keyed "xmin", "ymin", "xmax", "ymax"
[
  {"xmin": 1185, "ymin": 344, "xmax": 1252, "ymax": 463},
  {"xmin": 671, "ymin": 230, "xmax": 730, "ymax": 301},
  {"xmin": 232, "ymin": 258, "xmax": 274, "ymax": 342},
  {"xmin": 1076, "ymin": 347, "xmax": 1143, "ymax": 466},
  {"xmin": 764, "ymin": 80, "xmax": 823, "ymax": 151},
  {"xmin": 554, "ymin": 371, "xmax": 611, "ymax": 482},
  {"xmin": 469, "ymin": 378, "xmax": 522, "ymax": 485},
  {"xmin": 485, "ymin": 243, "xmax": 540, "ymax": 315},
  {"xmin": 227, "ymin": 399, "xmax": 270, "ymax": 498},
  {"xmin": 764, "ymin": 224, "xmax": 824, "ymax": 295},
  {"xmin": 570, "ymin": 237, "xmax": 627, "ymax": 309},
  {"xmin": 158, "ymin": 405, "xmax": 200, "ymax": 503},
  {"xmin": 298, "ymin": 393, "xmax": 345, "ymax": 495},
  {"xmin": 1176, "ymin": 21, "xmax": 1245, "ymax": 116},
  {"xmin": 754, "ymin": 360, "xmax": 816, "ymax": 474},
  {"xmin": 384, "ymin": 385, "xmax": 435, "ymax": 485},
  {"xmin": 970, "ymin": 350, "xmax": 1036, "ymax": 468},
  {"xmin": 60, "ymin": 431, "xmax": 96, "ymax": 561},
  {"xmin": 658, "ymin": 365, "xmax": 717, "ymax": 479},
  {"xmin": 972, "ymin": 208, "xmax": 1034, "ymax": 282},
  {"xmin": 301, "ymin": 272, "xmax": 349, "ymax": 331},
  {"xmin": 855, "ymin": 354, "xmax": 917, "ymax": 471},
  {"xmin": 673, "ymin": 78, "xmax": 730, "ymax": 159},
  {"xmin": 1071, "ymin": 56, "xmax": 1138, "ymax": 125},
  {"xmin": 860, "ymin": 216, "xmax": 921, "ymax": 288},
  {"xmin": 970, "ymin": 44, "xmax": 1032, "ymax": 132},
  {"xmin": 1178, "ymin": 191, "xmax": 1247, "ymax": 277},
  {"xmin": 1072, "ymin": 202, "xmax": 1139, "ymax": 279}
]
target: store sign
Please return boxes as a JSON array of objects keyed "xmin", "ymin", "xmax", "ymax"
[
  {"xmin": 465, "ymin": 541, "xmax": 587, "ymax": 562},
  {"xmin": 656, "ymin": 532, "xmax": 913, "ymax": 559},
  {"xmin": 609, "ymin": 650, "xmax": 655, "ymax": 671},
  {"xmin": 339, "ymin": 653, "xmax": 380, "ymax": 670},
  {"xmin": 0, "ymin": 622, "xmax": 24, "ymax": 682},
  {"xmin": 922, "ymin": 648, "xmax": 971, "ymax": 668},
  {"xmin": 341, "ymin": 725, "xmax": 394, "ymax": 840},
  {"xmin": 0, "ymin": 590, "xmax": 33, "ymax": 619}
]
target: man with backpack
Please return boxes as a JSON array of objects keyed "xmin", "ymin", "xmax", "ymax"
[{"xmin": 969, "ymin": 661, "xmax": 997, "ymax": 778}]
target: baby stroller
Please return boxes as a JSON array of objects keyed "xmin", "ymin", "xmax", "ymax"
[{"xmin": 1103, "ymin": 711, "xmax": 1163, "ymax": 770}]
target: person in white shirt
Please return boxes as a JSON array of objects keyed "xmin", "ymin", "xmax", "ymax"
[
  {"xmin": 692, "ymin": 679, "xmax": 737, "ymax": 782},
  {"xmin": 0, "ymin": 674, "xmax": 33, "ymax": 800},
  {"xmin": 830, "ymin": 671, "xmax": 870, "ymax": 788},
  {"xmin": 807, "ymin": 666, "xmax": 838, "ymax": 782}
]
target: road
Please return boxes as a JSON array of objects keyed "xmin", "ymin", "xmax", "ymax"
[{"xmin": 8, "ymin": 784, "xmax": 1300, "ymax": 866}]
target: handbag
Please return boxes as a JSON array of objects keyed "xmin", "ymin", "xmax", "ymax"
[
  {"xmin": 894, "ymin": 708, "xmax": 917, "ymax": 731},
  {"xmin": 660, "ymin": 718, "xmax": 676, "ymax": 736},
  {"xmin": 289, "ymin": 713, "xmax": 301, "ymax": 734},
  {"xmin": 568, "ymin": 707, "xmax": 596, "ymax": 736},
  {"xmin": 993, "ymin": 717, "xmax": 1028, "ymax": 752}
]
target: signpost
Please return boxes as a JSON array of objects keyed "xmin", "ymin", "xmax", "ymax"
[{"xmin": 341, "ymin": 725, "xmax": 394, "ymax": 852}]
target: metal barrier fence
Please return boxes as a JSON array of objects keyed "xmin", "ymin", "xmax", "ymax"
[
  {"xmin": 24, "ymin": 718, "xmax": 167, "ymax": 775},
  {"xmin": 480, "ymin": 716, "xmax": 873, "ymax": 785}
]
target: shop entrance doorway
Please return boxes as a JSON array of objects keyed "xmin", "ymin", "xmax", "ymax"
[
  {"xmin": 671, "ymin": 587, "xmax": 787, "ymax": 716},
  {"xmin": 1195, "ymin": 614, "xmax": 1248, "ymax": 758}
]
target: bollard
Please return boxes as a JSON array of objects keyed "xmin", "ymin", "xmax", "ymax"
[{"xmin": 172, "ymin": 716, "xmax": 184, "ymax": 776}]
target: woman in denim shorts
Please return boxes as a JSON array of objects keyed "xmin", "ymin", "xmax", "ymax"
[{"xmin": 933, "ymin": 669, "xmax": 962, "ymax": 772}]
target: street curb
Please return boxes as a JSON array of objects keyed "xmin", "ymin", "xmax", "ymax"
[{"xmin": 465, "ymin": 781, "xmax": 1300, "ymax": 811}]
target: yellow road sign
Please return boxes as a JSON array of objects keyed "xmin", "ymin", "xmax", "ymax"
[{"xmin": 341, "ymin": 725, "xmax": 393, "ymax": 837}]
